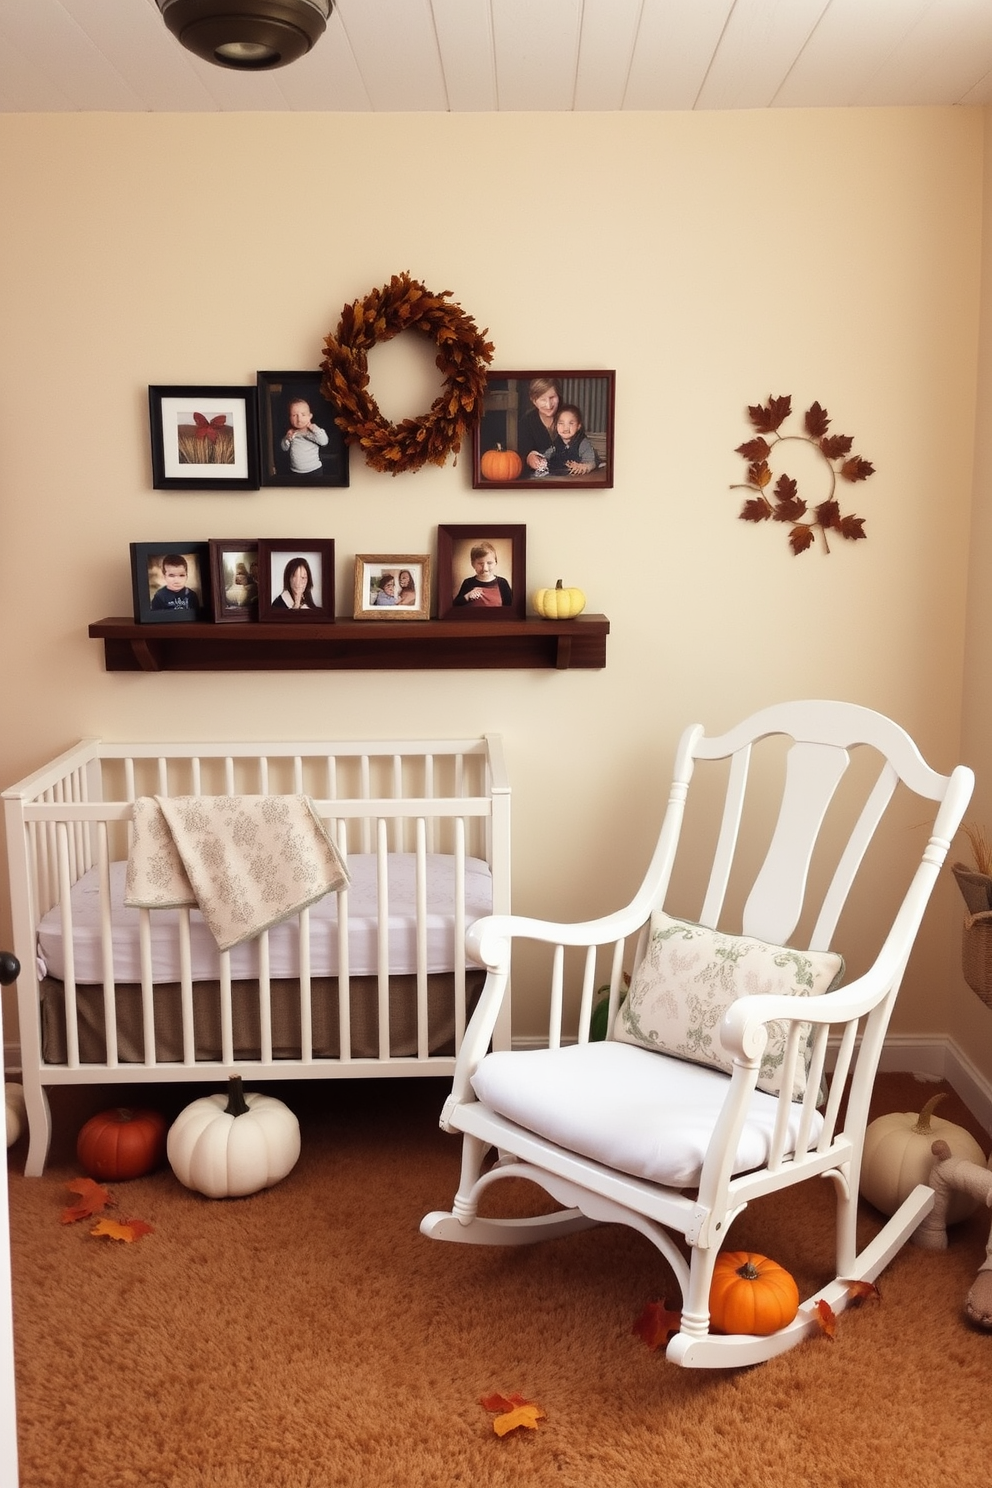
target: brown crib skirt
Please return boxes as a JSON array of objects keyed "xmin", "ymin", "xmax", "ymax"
[{"xmin": 39, "ymin": 971, "xmax": 485, "ymax": 1065}]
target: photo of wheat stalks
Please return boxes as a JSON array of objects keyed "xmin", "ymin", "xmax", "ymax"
[{"xmin": 176, "ymin": 411, "xmax": 236, "ymax": 465}]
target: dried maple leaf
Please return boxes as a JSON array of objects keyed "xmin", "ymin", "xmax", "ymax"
[
  {"xmin": 838, "ymin": 514, "xmax": 867, "ymax": 541},
  {"xmin": 820, "ymin": 433, "xmax": 853, "ymax": 459},
  {"xmin": 748, "ymin": 459, "xmax": 772, "ymax": 488},
  {"xmin": 748, "ymin": 395, "xmax": 792, "ymax": 433},
  {"xmin": 741, "ymin": 495, "xmax": 773, "ymax": 522},
  {"xmin": 804, "ymin": 402, "xmax": 831, "ymax": 438},
  {"xmin": 90, "ymin": 1217, "xmax": 154, "ymax": 1243},
  {"xmin": 841, "ymin": 456, "xmax": 875, "ymax": 482},
  {"xmin": 811, "ymin": 1298, "xmax": 837, "ymax": 1338},
  {"xmin": 842, "ymin": 1279, "xmax": 881, "ymax": 1306},
  {"xmin": 735, "ymin": 436, "xmax": 771, "ymax": 461},
  {"xmin": 632, "ymin": 1299, "xmax": 682, "ymax": 1350},
  {"xmin": 61, "ymin": 1177, "xmax": 114, "ymax": 1224},
  {"xmin": 790, "ymin": 525, "xmax": 816, "ymax": 556}
]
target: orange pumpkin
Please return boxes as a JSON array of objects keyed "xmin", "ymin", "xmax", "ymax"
[
  {"xmin": 480, "ymin": 444, "xmax": 523, "ymax": 482},
  {"xmin": 708, "ymin": 1251, "xmax": 799, "ymax": 1335},
  {"xmin": 77, "ymin": 1106, "xmax": 168, "ymax": 1181}
]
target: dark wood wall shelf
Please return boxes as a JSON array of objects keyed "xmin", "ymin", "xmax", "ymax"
[{"xmin": 88, "ymin": 615, "xmax": 609, "ymax": 672}]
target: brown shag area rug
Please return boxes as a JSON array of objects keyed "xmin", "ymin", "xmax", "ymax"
[{"xmin": 7, "ymin": 1070, "xmax": 992, "ymax": 1488}]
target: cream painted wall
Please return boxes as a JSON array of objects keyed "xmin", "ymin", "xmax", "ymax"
[{"xmin": 0, "ymin": 108, "xmax": 983, "ymax": 1061}]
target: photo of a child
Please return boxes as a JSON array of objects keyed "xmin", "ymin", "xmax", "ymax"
[{"xmin": 438, "ymin": 526, "xmax": 525, "ymax": 621}]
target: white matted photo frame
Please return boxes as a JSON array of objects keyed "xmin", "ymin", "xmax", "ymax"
[
  {"xmin": 472, "ymin": 370, "xmax": 615, "ymax": 489},
  {"xmin": 257, "ymin": 370, "xmax": 349, "ymax": 488},
  {"xmin": 257, "ymin": 540, "xmax": 335, "ymax": 623},
  {"xmin": 130, "ymin": 542, "xmax": 211, "ymax": 624},
  {"xmin": 209, "ymin": 539, "xmax": 259, "ymax": 623},
  {"xmin": 437, "ymin": 524, "xmax": 525, "ymax": 621},
  {"xmin": 149, "ymin": 385, "xmax": 260, "ymax": 490},
  {"xmin": 353, "ymin": 555, "xmax": 431, "ymax": 620}
]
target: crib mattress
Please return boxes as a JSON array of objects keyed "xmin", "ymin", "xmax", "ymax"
[{"xmin": 37, "ymin": 853, "xmax": 493, "ymax": 984}]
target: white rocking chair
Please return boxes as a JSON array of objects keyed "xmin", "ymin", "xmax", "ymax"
[{"xmin": 421, "ymin": 701, "xmax": 974, "ymax": 1368}]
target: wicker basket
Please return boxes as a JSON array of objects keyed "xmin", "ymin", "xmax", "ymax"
[{"xmin": 962, "ymin": 910, "xmax": 992, "ymax": 1008}]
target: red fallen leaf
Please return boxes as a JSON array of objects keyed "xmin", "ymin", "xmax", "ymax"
[
  {"xmin": 90, "ymin": 1217, "xmax": 154, "ymax": 1243},
  {"xmin": 804, "ymin": 401, "xmax": 831, "ymax": 438},
  {"xmin": 632, "ymin": 1299, "xmax": 682, "ymax": 1351},
  {"xmin": 61, "ymin": 1177, "xmax": 114, "ymax": 1223},
  {"xmin": 480, "ymin": 1392, "xmax": 530, "ymax": 1413},
  {"xmin": 480, "ymin": 1392, "xmax": 545, "ymax": 1437},
  {"xmin": 838, "ymin": 514, "xmax": 867, "ymax": 541},
  {"xmin": 842, "ymin": 1279, "xmax": 881, "ymax": 1306},
  {"xmin": 811, "ymin": 1298, "xmax": 837, "ymax": 1338},
  {"xmin": 192, "ymin": 411, "xmax": 227, "ymax": 443}
]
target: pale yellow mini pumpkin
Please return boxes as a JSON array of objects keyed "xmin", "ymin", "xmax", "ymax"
[
  {"xmin": 5, "ymin": 1083, "xmax": 25, "ymax": 1149},
  {"xmin": 533, "ymin": 579, "xmax": 586, "ymax": 620},
  {"xmin": 860, "ymin": 1092, "xmax": 987, "ymax": 1224}
]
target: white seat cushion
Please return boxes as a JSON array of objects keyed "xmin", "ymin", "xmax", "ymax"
[{"xmin": 470, "ymin": 1041, "xmax": 823, "ymax": 1189}]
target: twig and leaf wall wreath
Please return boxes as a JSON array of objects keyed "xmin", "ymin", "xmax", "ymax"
[
  {"xmin": 320, "ymin": 272, "xmax": 494, "ymax": 476},
  {"xmin": 733, "ymin": 394, "xmax": 875, "ymax": 555}
]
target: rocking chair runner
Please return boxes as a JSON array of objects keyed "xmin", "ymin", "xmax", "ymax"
[{"xmin": 421, "ymin": 701, "xmax": 974, "ymax": 1368}]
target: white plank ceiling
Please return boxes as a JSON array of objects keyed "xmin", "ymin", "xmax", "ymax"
[{"xmin": 1, "ymin": 0, "xmax": 992, "ymax": 113}]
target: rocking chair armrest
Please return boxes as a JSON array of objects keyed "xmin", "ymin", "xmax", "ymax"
[
  {"xmin": 718, "ymin": 962, "xmax": 899, "ymax": 1062},
  {"xmin": 466, "ymin": 905, "xmax": 648, "ymax": 972}
]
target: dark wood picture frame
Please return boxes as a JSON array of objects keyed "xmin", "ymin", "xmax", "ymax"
[
  {"xmin": 472, "ymin": 370, "xmax": 616, "ymax": 489},
  {"xmin": 148, "ymin": 385, "xmax": 260, "ymax": 491},
  {"xmin": 130, "ymin": 542, "xmax": 211, "ymax": 624},
  {"xmin": 353, "ymin": 554, "xmax": 431, "ymax": 620},
  {"xmin": 257, "ymin": 539, "xmax": 335, "ymax": 623},
  {"xmin": 257, "ymin": 370, "xmax": 349, "ymax": 488},
  {"xmin": 209, "ymin": 539, "xmax": 259, "ymax": 623},
  {"xmin": 437, "ymin": 524, "xmax": 525, "ymax": 621}
]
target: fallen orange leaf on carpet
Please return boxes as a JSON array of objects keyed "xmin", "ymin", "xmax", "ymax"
[
  {"xmin": 842, "ymin": 1279, "xmax": 881, "ymax": 1306},
  {"xmin": 811, "ymin": 1298, "xmax": 837, "ymax": 1338},
  {"xmin": 61, "ymin": 1177, "xmax": 114, "ymax": 1224},
  {"xmin": 479, "ymin": 1392, "xmax": 545, "ymax": 1436},
  {"xmin": 89, "ymin": 1218, "xmax": 154, "ymax": 1243},
  {"xmin": 632, "ymin": 1299, "xmax": 682, "ymax": 1350}
]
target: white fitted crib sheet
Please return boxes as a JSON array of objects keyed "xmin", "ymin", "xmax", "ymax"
[{"xmin": 37, "ymin": 853, "xmax": 493, "ymax": 984}]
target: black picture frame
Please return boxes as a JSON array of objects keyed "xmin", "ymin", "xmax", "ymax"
[
  {"xmin": 437, "ymin": 524, "xmax": 525, "ymax": 621},
  {"xmin": 148, "ymin": 385, "xmax": 260, "ymax": 491},
  {"xmin": 258, "ymin": 539, "xmax": 335, "ymax": 623},
  {"xmin": 473, "ymin": 370, "xmax": 616, "ymax": 489},
  {"xmin": 257, "ymin": 371, "xmax": 350, "ymax": 487},
  {"xmin": 209, "ymin": 539, "xmax": 259, "ymax": 623},
  {"xmin": 130, "ymin": 542, "xmax": 211, "ymax": 624}
]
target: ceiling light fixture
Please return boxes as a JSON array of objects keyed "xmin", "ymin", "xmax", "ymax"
[{"xmin": 156, "ymin": 0, "xmax": 331, "ymax": 71}]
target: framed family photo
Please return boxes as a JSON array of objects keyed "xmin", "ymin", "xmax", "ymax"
[
  {"xmin": 130, "ymin": 542, "xmax": 210, "ymax": 624},
  {"xmin": 257, "ymin": 370, "xmax": 349, "ymax": 488},
  {"xmin": 472, "ymin": 371, "xmax": 616, "ymax": 490},
  {"xmin": 209, "ymin": 539, "xmax": 259, "ymax": 623},
  {"xmin": 437, "ymin": 524, "xmax": 525, "ymax": 621},
  {"xmin": 257, "ymin": 539, "xmax": 335, "ymax": 623},
  {"xmin": 148, "ymin": 385, "xmax": 260, "ymax": 490},
  {"xmin": 353, "ymin": 554, "xmax": 431, "ymax": 620}
]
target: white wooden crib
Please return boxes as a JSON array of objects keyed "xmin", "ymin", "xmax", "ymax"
[{"xmin": 3, "ymin": 736, "xmax": 510, "ymax": 1175}]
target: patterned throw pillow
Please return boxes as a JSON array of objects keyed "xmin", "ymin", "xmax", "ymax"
[{"xmin": 614, "ymin": 912, "xmax": 844, "ymax": 1099}]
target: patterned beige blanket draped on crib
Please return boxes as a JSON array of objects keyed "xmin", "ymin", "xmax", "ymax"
[{"xmin": 124, "ymin": 794, "xmax": 350, "ymax": 951}]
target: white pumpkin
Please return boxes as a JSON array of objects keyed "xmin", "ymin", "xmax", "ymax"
[
  {"xmin": 860, "ymin": 1092, "xmax": 987, "ymax": 1225},
  {"xmin": 167, "ymin": 1075, "xmax": 300, "ymax": 1199},
  {"xmin": 5, "ymin": 1082, "xmax": 25, "ymax": 1149}
]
